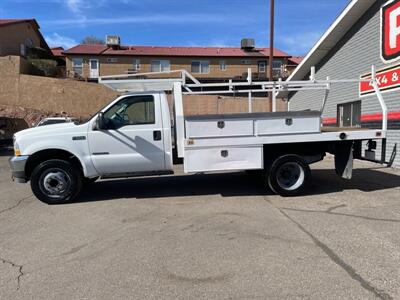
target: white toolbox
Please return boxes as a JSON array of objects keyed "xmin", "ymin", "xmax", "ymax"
[{"xmin": 185, "ymin": 111, "xmax": 321, "ymax": 139}]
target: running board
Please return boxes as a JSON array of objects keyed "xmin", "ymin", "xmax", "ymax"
[{"xmin": 101, "ymin": 170, "xmax": 174, "ymax": 179}]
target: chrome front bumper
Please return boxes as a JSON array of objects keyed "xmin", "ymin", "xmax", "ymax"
[{"xmin": 9, "ymin": 156, "xmax": 29, "ymax": 183}]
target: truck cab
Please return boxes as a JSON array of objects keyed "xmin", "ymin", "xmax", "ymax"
[
  {"xmin": 88, "ymin": 92, "xmax": 173, "ymax": 176},
  {"xmin": 10, "ymin": 91, "xmax": 174, "ymax": 204}
]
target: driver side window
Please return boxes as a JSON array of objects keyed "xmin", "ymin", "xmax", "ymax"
[{"xmin": 103, "ymin": 96, "xmax": 155, "ymax": 129}]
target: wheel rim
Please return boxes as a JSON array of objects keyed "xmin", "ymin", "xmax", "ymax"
[
  {"xmin": 39, "ymin": 168, "xmax": 72, "ymax": 198},
  {"xmin": 276, "ymin": 162, "xmax": 305, "ymax": 191}
]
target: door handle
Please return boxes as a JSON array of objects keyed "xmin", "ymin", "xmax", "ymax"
[{"xmin": 153, "ymin": 130, "xmax": 162, "ymax": 141}]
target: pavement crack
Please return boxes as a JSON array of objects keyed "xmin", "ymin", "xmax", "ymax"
[
  {"xmin": 0, "ymin": 195, "xmax": 32, "ymax": 216},
  {"xmin": 326, "ymin": 204, "xmax": 346, "ymax": 213},
  {"xmin": 1, "ymin": 257, "xmax": 24, "ymax": 290},
  {"xmin": 271, "ymin": 205, "xmax": 393, "ymax": 300},
  {"xmin": 280, "ymin": 207, "xmax": 400, "ymax": 224}
]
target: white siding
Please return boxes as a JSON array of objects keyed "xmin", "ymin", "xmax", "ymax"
[{"xmin": 289, "ymin": 0, "xmax": 400, "ymax": 167}]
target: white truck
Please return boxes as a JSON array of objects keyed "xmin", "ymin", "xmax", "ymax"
[{"xmin": 9, "ymin": 67, "xmax": 394, "ymax": 204}]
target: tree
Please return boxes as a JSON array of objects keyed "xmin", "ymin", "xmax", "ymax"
[{"xmin": 81, "ymin": 36, "xmax": 105, "ymax": 45}]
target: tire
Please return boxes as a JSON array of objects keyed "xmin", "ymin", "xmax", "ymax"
[
  {"xmin": 266, "ymin": 155, "xmax": 310, "ymax": 197},
  {"xmin": 30, "ymin": 159, "xmax": 83, "ymax": 204}
]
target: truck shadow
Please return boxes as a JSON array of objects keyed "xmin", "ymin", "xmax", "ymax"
[
  {"xmin": 76, "ymin": 168, "xmax": 400, "ymax": 203},
  {"xmin": 78, "ymin": 172, "xmax": 268, "ymax": 202}
]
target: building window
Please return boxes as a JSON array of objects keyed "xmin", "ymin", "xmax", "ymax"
[
  {"xmin": 219, "ymin": 60, "xmax": 226, "ymax": 71},
  {"xmin": 337, "ymin": 101, "xmax": 361, "ymax": 128},
  {"xmin": 133, "ymin": 58, "xmax": 141, "ymax": 71},
  {"xmin": 151, "ymin": 60, "xmax": 170, "ymax": 72},
  {"xmin": 258, "ymin": 61, "xmax": 266, "ymax": 73},
  {"xmin": 191, "ymin": 61, "xmax": 210, "ymax": 74},
  {"xmin": 241, "ymin": 59, "xmax": 252, "ymax": 65},
  {"xmin": 72, "ymin": 58, "xmax": 83, "ymax": 75},
  {"xmin": 273, "ymin": 60, "xmax": 283, "ymax": 70},
  {"xmin": 107, "ymin": 57, "xmax": 118, "ymax": 63}
]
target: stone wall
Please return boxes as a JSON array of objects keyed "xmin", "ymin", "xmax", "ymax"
[{"xmin": 0, "ymin": 56, "xmax": 119, "ymax": 119}]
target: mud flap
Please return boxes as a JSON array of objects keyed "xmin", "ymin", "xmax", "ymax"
[{"xmin": 335, "ymin": 141, "xmax": 353, "ymax": 179}]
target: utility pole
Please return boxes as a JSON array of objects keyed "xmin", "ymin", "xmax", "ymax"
[{"xmin": 268, "ymin": 0, "xmax": 275, "ymax": 110}]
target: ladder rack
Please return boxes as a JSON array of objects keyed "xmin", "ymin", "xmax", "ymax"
[{"xmin": 99, "ymin": 65, "xmax": 387, "ymax": 131}]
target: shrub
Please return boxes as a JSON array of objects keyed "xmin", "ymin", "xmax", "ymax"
[{"xmin": 28, "ymin": 59, "xmax": 58, "ymax": 77}]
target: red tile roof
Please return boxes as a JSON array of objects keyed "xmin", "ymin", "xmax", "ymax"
[
  {"xmin": 288, "ymin": 56, "xmax": 304, "ymax": 65},
  {"xmin": 64, "ymin": 44, "xmax": 291, "ymax": 58},
  {"xmin": 0, "ymin": 19, "xmax": 39, "ymax": 28},
  {"xmin": 64, "ymin": 44, "xmax": 109, "ymax": 55},
  {"xmin": 51, "ymin": 47, "xmax": 65, "ymax": 57}
]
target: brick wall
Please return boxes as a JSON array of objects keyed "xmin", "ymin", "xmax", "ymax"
[{"xmin": 0, "ymin": 56, "xmax": 118, "ymax": 119}]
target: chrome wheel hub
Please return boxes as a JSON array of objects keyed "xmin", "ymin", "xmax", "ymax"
[
  {"xmin": 276, "ymin": 162, "xmax": 305, "ymax": 191},
  {"xmin": 41, "ymin": 169, "xmax": 71, "ymax": 197}
]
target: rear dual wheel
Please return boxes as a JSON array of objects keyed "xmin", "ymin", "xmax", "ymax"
[{"xmin": 265, "ymin": 155, "xmax": 310, "ymax": 197}]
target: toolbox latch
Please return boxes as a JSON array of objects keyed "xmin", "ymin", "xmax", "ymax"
[{"xmin": 285, "ymin": 118, "xmax": 293, "ymax": 126}]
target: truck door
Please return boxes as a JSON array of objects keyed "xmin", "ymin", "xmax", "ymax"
[{"xmin": 87, "ymin": 94, "xmax": 166, "ymax": 175}]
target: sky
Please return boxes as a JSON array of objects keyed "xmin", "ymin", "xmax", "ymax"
[{"xmin": 0, "ymin": 0, "xmax": 350, "ymax": 55}]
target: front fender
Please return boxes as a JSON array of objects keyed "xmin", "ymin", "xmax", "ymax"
[{"xmin": 23, "ymin": 140, "xmax": 98, "ymax": 178}]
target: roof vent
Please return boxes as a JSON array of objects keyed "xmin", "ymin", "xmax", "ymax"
[
  {"xmin": 106, "ymin": 35, "xmax": 121, "ymax": 47},
  {"xmin": 241, "ymin": 38, "xmax": 255, "ymax": 51}
]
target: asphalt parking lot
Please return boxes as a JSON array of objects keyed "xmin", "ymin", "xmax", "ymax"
[{"xmin": 0, "ymin": 148, "xmax": 399, "ymax": 300}]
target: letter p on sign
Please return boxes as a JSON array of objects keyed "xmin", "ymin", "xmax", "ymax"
[{"xmin": 382, "ymin": 0, "xmax": 400, "ymax": 62}]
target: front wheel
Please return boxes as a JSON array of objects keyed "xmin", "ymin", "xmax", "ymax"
[
  {"xmin": 30, "ymin": 159, "xmax": 83, "ymax": 204},
  {"xmin": 266, "ymin": 155, "xmax": 310, "ymax": 197}
]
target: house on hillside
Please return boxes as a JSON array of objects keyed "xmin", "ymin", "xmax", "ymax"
[
  {"xmin": 285, "ymin": 56, "xmax": 304, "ymax": 74},
  {"xmin": 63, "ymin": 38, "xmax": 298, "ymax": 82},
  {"xmin": 51, "ymin": 47, "xmax": 65, "ymax": 61},
  {"xmin": 51, "ymin": 47, "xmax": 66, "ymax": 77},
  {"xmin": 0, "ymin": 19, "xmax": 51, "ymax": 58},
  {"xmin": 0, "ymin": 18, "xmax": 64, "ymax": 77}
]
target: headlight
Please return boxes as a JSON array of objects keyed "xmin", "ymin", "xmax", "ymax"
[{"xmin": 13, "ymin": 137, "xmax": 21, "ymax": 156}]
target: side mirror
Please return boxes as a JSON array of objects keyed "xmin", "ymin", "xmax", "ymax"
[{"xmin": 94, "ymin": 112, "xmax": 106, "ymax": 130}]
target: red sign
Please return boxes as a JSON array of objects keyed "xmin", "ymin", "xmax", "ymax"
[
  {"xmin": 382, "ymin": 0, "xmax": 400, "ymax": 62},
  {"xmin": 360, "ymin": 65, "xmax": 400, "ymax": 96}
]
